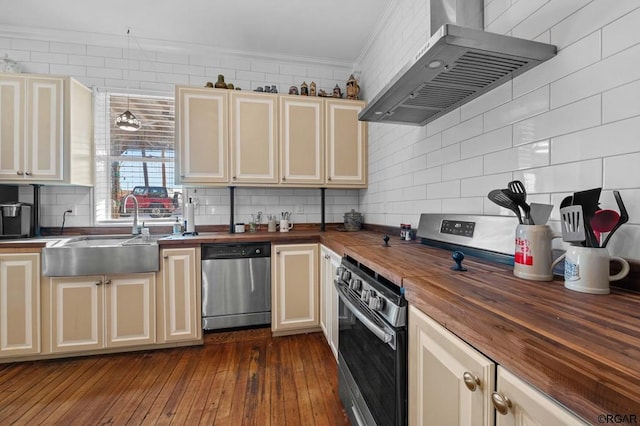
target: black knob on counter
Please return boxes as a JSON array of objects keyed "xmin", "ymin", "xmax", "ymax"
[
  {"xmin": 451, "ymin": 250, "xmax": 467, "ymax": 272},
  {"xmin": 383, "ymin": 235, "xmax": 390, "ymax": 246}
]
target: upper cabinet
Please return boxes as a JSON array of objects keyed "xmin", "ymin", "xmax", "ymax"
[
  {"xmin": 174, "ymin": 87, "xmax": 367, "ymax": 188},
  {"xmin": 325, "ymin": 99, "xmax": 367, "ymax": 187},
  {"xmin": 280, "ymin": 95, "xmax": 324, "ymax": 185},
  {"xmin": 0, "ymin": 74, "xmax": 93, "ymax": 185},
  {"xmin": 175, "ymin": 86, "xmax": 229, "ymax": 184},
  {"xmin": 230, "ymin": 91, "xmax": 278, "ymax": 184}
]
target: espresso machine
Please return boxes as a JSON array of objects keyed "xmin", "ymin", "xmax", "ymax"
[{"xmin": 0, "ymin": 202, "xmax": 35, "ymax": 239}]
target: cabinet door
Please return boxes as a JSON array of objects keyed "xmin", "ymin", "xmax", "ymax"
[
  {"xmin": 105, "ymin": 273, "xmax": 156, "ymax": 347},
  {"xmin": 0, "ymin": 75, "xmax": 26, "ymax": 180},
  {"xmin": 494, "ymin": 367, "xmax": 587, "ymax": 426},
  {"xmin": 230, "ymin": 92, "xmax": 278, "ymax": 184},
  {"xmin": 0, "ymin": 253, "xmax": 40, "ymax": 357},
  {"xmin": 409, "ymin": 305, "xmax": 495, "ymax": 426},
  {"xmin": 175, "ymin": 86, "xmax": 228, "ymax": 184},
  {"xmin": 320, "ymin": 245, "xmax": 340, "ymax": 360},
  {"xmin": 325, "ymin": 99, "xmax": 367, "ymax": 187},
  {"xmin": 50, "ymin": 276, "xmax": 104, "ymax": 353},
  {"xmin": 272, "ymin": 243, "xmax": 319, "ymax": 333},
  {"xmin": 25, "ymin": 76, "xmax": 63, "ymax": 181},
  {"xmin": 158, "ymin": 248, "xmax": 200, "ymax": 343},
  {"xmin": 280, "ymin": 96, "xmax": 324, "ymax": 185}
]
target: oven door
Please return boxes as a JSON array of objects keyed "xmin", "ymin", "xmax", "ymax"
[{"xmin": 336, "ymin": 281, "xmax": 407, "ymax": 426}]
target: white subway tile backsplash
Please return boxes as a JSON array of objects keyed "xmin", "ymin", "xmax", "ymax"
[
  {"xmin": 87, "ymin": 66, "xmax": 122, "ymax": 79},
  {"xmin": 50, "ymin": 64, "xmax": 87, "ymax": 76},
  {"xmin": 461, "ymin": 126, "xmax": 512, "ymax": 160},
  {"xmin": 172, "ymin": 64, "xmax": 205, "ymax": 76},
  {"xmin": 484, "ymin": 86, "xmax": 549, "ymax": 132},
  {"xmin": 484, "ymin": 0, "xmax": 547, "ymax": 35},
  {"xmin": 442, "ymin": 157, "xmax": 483, "ymax": 181},
  {"xmin": 427, "ymin": 144, "xmax": 460, "ymax": 168},
  {"xmin": 11, "ymin": 38, "xmax": 49, "ymax": 52},
  {"xmin": 461, "ymin": 172, "xmax": 513, "ymax": 197},
  {"xmin": 86, "ymin": 45, "xmax": 122, "ymax": 58},
  {"xmin": 603, "ymin": 6, "xmax": 640, "ymax": 57},
  {"xmin": 512, "ymin": 0, "xmax": 591, "ymax": 40},
  {"xmin": 426, "ymin": 180, "xmax": 460, "ymax": 199},
  {"xmin": 442, "ymin": 116, "xmax": 483, "ymax": 147},
  {"xmin": 426, "ymin": 109, "xmax": 461, "ymax": 137},
  {"xmin": 50, "ymin": 42, "xmax": 86, "ymax": 55},
  {"xmin": 513, "ymin": 95, "xmax": 601, "ymax": 145},
  {"xmin": 513, "ymin": 31, "xmax": 601, "ymax": 98},
  {"xmin": 484, "ymin": 140, "xmax": 550, "ymax": 174},
  {"xmin": 513, "ymin": 158, "xmax": 602, "ymax": 193},
  {"xmin": 68, "ymin": 54, "xmax": 105, "ymax": 67},
  {"xmin": 603, "ymin": 79, "xmax": 640, "ymax": 123},
  {"xmin": 551, "ymin": 0, "xmax": 639, "ymax": 49},
  {"xmin": 603, "ymin": 152, "xmax": 640, "ymax": 190},
  {"xmin": 30, "ymin": 52, "xmax": 68, "ymax": 64},
  {"xmin": 485, "ymin": 0, "xmax": 511, "ymax": 26},
  {"xmin": 551, "ymin": 43, "xmax": 640, "ymax": 108},
  {"xmin": 552, "ymin": 116, "xmax": 640, "ymax": 164},
  {"xmin": 461, "ymin": 81, "xmax": 511, "ymax": 121}
]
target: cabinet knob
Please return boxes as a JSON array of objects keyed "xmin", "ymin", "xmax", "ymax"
[
  {"xmin": 25, "ymin": 171, "xmax": 32, "ymax": 176},
  {"xmin": 463, "ymin": 372, "xmax": 481, "ymax": 392},
  {"xmin": 16, "ymin": 170, "xmax": 24, "ymax": 176},
  {"xmin": 491, "ymin": 392, "xmax": 513, "ymax": 415},
  {"xmin": 276, "ymin": 250, "xmax": 280, "ymax": 255},
  {"xmin": 104, "ymin": 279, "xmax": 111, "ymax": 285},
  {"xmin": 232, "ymin": 176, "xmax": 237, "ymax": 180},
  {"xmin": 95, "ymin": 281, "xmax": 102, "ymax": 286},
  {"xmin": 282, "ymin": 176, "xmax": 286, "ymax": 181},
  {"xmin": 163, "ymin": 255, "xmax": 169, "ymax": 259},
  {"xmin": 328, "ymin": 176, "xmax": 332, "ymax": 181}
]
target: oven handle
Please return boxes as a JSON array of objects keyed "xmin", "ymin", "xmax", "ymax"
[{"xmin": 335, "ymin": 281, "xmax": 393, "ymax": 346}]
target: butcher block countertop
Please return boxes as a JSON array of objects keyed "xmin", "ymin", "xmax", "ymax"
[{"xmin": 2, "ymin": 228, "xmax": 639, "ymax": 420}]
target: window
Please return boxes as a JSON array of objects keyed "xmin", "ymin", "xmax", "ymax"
[{"xmin": 94, "ymin": 91, "xmax": 181, "ymax": 223}]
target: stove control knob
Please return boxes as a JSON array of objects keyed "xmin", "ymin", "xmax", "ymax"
[
  {"xmin": 368, "ymin": 296, "xmax": 385, "ymax": 311},
  {"xmin": 339, "ymin": 269, "xmax": 351, "ymax": 281},
  {"xmin": 360, "ymin": 289, "xmax": 371, "ymax": 303},
  {"xmin": 349, "ymin": 278, "xmax": 362, "ymax": 291}
]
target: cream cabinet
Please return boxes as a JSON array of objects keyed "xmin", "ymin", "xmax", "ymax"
[
  {"xmin": 493, "ymin": 367, "xmax": 587, "ymax": 426},
  {"xmin": 48, "ymin": 273, "xmax": 156, "ymax": 353},
  {"xmin": 272, "ymin": 243, "xmax": 319, "ymax": 335},
  {"xmin": 409, "ymin": 305, "xmax": 495, "ymax": 426},
  {"xmin": 280, "ymin": 95, "xmax": 324, "ymax": 185},
  {"xmin": 0, "ymin": 74, "xmax": 93, "ymax": 185},
  {"xmin": 325, "ymin": 99, "xmax": 367, "ymax": 187},
  {"xmin": 175, "ymin": 86, "xmax": 229, "ymax": 184},
  {"xmin": 157, "ymin": 247, "xmax": 201, "ymax": 343},
  {"xmin": 230, "ymin": 91, "xmax": 278, "ymax": 184},
  {"xmin": 0, "ymin": 252, "xmax": 40, "ymax": 357},
  {"xmin": 319, "ymin": 244, "xmax": 340, "ymax": 360}
]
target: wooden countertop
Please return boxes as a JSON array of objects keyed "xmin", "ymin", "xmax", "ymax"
[{"xmin": 2, "ymin": 228, "xmax": 638, "ymax": 420}]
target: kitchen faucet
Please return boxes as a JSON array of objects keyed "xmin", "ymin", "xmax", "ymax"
[{"xmin": 123, "ymin": 194, "xmax": 140, "ymax": 235}]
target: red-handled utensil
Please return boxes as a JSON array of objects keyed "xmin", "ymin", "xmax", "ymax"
[
  {"xmin": 590, "ymin": 209, "xmax": 620, "ymax": 246},
  {"xmin": 602, "ymin": 191, "xmax": 629, "ymax": 248}
]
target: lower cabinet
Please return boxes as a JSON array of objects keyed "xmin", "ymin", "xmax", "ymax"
[
  {"xmin": 0, "ymin": 252, "xmax": 40, "ymax": 357},
  {"xmin": 409, "ymin": 305, "xmax": 495, "ymax": 426},
  {"xmin": 157, "ymin": 247, "xmax": 201, "ymax": 343},
  {"xmin": 49, "ymin": 273, "xmax": 156, "ymax": 353},
  {"xmin": 272, "ymin": 243, "xmax": 319, "ymax": 335},
  {"xmin": 319, "ymin": 244, "xmax": 340, "ymax": 360},
  {"xmin": 409, "ymin": 305, "xmax": 587, "ymax": 425},
  {"xmin": 493, "ymin": 367, "xmax": 587, "ymax": 426}
]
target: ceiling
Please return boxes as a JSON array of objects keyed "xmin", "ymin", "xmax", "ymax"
[{"xmin": 0, "ymin": 0, "xmax": 393, "ymax": 65}]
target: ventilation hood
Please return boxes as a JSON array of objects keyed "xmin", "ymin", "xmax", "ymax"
[{"xmin": 359, "ymin": 0, "xmax": 557, "ymax": 126}]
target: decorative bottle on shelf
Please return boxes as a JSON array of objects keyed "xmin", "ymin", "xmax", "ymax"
[{"xmin": 214, "ymin": 74, "xmax": 227, "ymax": 89}]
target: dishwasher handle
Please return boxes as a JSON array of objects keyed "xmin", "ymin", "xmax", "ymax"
[{"xmin": 201, "ymin": 242, "xmax": 271, "ymax": 259}]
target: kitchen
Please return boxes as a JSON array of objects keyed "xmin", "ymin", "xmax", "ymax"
[{"xmin": 1, "ymin": 0, "xmax": 640, "ymax": 425}]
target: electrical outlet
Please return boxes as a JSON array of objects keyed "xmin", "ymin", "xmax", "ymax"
[{"xmin": 65, "ymin": 205, "xmax": 76, "ymax": 216}]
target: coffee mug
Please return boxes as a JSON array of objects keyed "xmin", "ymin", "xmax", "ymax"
[
  {"xmin": 514, "ymin": 225, "xmax": 564, "ymax": 281},
  {"xmin": 564, "ymin": 246, "xmax": 629, "ymax": 294},
  {"xmin": 278, "ymin": 219, "xmax": 293, "ymax": 232}
]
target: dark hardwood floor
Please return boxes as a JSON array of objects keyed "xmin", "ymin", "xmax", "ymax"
[{"xmin": 0, "ymin": 328, "xmax": 350, "ymax": 425}]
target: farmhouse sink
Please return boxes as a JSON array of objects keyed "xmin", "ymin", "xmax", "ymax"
[{"xmin": 42, "ymin": 234, "xmax": 161, "ymax": 277}]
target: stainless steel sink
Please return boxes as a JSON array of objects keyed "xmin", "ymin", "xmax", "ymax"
[{"xmin": 42, "ymin": 234, "xmax": 161, "ymax": 277}]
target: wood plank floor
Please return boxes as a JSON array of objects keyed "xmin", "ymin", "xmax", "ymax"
[{"xmin": 0, "ymin": 328, "xmax": 350, "ymax": 425}]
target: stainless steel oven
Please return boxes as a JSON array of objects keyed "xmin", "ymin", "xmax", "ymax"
[{"xmin": 335, "ymin": 256, "xmax": 407, "ymax": 426}]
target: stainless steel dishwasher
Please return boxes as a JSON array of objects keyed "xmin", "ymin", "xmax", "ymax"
[{"xmin": 201, "ymin": 242, "xmax": 271, "ymax": 330}]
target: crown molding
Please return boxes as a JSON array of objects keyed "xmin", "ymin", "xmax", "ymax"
[{"xmin": 0, "ymin": 24, "xmax": 355, "ymax": 69}]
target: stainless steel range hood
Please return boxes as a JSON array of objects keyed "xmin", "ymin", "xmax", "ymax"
[{"xmin": 359, "ymin": 0, "xmax": 557, "ymax": 126}]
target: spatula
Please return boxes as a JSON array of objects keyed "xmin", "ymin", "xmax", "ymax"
[
  {"xmin": 529, "ymin": 203, "xmax": 553, "ymax": 225},
  {"xmin": 560, "ymin": 205, "xmax": 586, "ymax": 244},
  {"xmin": 602, "ymin": 190, "xmax": 629, "ymax": 248},
  {"xmin": 507, "ymin": 180, "xmax": 531, "ymax": 224},
  {"xmin": 488, "ymin": 189, "xmax": 523, "ymax": 224},
  {"xmin": 572, "ymin": 187, "xmax": 602, "ymax": 247}
]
